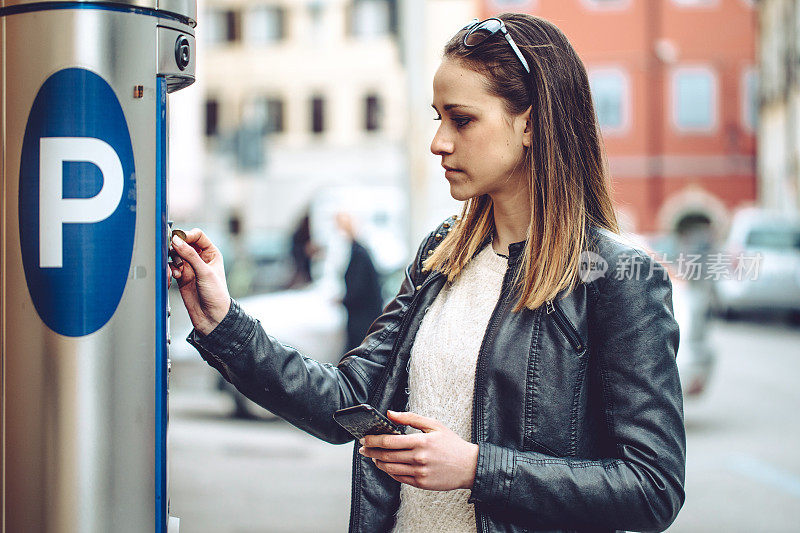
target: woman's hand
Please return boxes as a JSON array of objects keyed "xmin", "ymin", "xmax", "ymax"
[
  {"xmin": 359, "ymin": 411, "xmax": 479, "ymax": 491},
  {"xmin": 169, "ymin": 229, "xmax": 231, "ymax": 335}
]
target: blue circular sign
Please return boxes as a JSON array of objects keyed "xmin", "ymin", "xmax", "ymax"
[{"xmin": 19, "ymin": 68, "xmax": 136, "ymax": 337}]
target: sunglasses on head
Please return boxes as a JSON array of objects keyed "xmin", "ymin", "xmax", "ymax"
[{"xmin": 461, "ymin": 18, "xmax": 531, "ymax": 74}]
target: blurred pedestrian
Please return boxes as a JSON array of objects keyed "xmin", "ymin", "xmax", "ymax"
[
  {"xmin": 286, "ymin": 211, "xmax": 316, "ymax": 289},
  {"xmin": 171, "ymin": 13, "xmax": 685, "ymax": 532},
  {"xmin": 225, "ymin": 214, "xmax": 255, "ymax": 298},
  {"xmin": 336, "ymin": 212, "xmax": 384, "ymax": 353},
  {"xmin": 675, "ymin": 216, "xmax": 716, "ymax": 340}
]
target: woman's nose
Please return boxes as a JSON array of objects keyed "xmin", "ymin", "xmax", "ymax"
[{"xmin": 430, "ymin": 126, "xmax": 454, "ymax": 156}]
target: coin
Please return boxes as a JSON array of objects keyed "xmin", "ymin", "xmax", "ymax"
[{"xmin": 169, "ymin": 228, "xmax": 187, "ymax": 267}]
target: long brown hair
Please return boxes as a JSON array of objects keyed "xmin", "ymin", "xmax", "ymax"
[{"xmin": 423, "ymin": 13, "xmax": 620, "ymax": 312}]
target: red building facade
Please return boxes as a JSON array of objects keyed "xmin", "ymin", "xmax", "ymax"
[{"xmin": 481, "ymin": 0, "xmax": 757, "ymax": 235}]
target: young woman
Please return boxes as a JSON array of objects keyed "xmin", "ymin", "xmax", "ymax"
[{"xmin": 171, "ymin": 13, "xmax": 685, "ymax": 533}]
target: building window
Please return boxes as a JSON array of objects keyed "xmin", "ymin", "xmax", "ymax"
[
  {"xmin": 580, "ymin": 0, "xmax": 631, "ymax": 10},
  {"xmin": 311, "ymin": 96, "xmax": 326, "ymax": 134},
  {"xmin": 349, "ymin": 0, "xmax": 391, "ymax": 38},
  {"xmin": 589, "ymin": 68, "xmax": 629, "ymax": 133},
  {"xmin": 245, "ymin": 97, "xmax": 285, "ymax": 135},
  {"xmin": 205, "ymin": 9, "xmax": 240, "ymax": 44},
  {"xmin": 672, "ymin": 67, "xmax": 717, "ymax": 132},
  {"xmin": 742, "ymin": 68, "xmax": 758, "ymax": 132},
  {"xmin": 310, "ymin": 1, "xmax": 325, "ymax": 42},
  {"xmin": 205, "ymin": 98, "xmax": 219, "ymax": 136},
  {"xmin": 225, "ymin": 11, "xmax": 239, "ymax": 42},
  {"xmin": 264, "ymin": 98, "xmax": 285, "ymax": 134},
  {"xmin": 364, "ymin": 94, "xmax": 382, "ymax": 132},
  {"xmin": 244, "ymin": 6, "xmax": 286, "ymax": 45}
]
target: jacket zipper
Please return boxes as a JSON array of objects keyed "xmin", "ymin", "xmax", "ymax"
[
  {"xmin": 367, "ymin": 271, "xmax": 442, "ymax": 405},
  {"xmin": 352, "ymin": 271, "xmax": 443, "ymax": 532},
  {"xmin": 546, "ymin": 299, "xmax": 584, "ymax": 352},
  {"xmin": 472, "ymin": 267, "xmax": 515, "ymax": 533}
]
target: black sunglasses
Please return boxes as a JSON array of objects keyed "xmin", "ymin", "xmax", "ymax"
[{"xmin": 461, "ymin": 18, "xmax": 531, "ymax": 74}]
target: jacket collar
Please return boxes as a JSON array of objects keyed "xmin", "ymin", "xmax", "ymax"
[
  {"xmin": 482, "ymin": 233, "xmax": 526, "ymax": 267},
  {"xmin": 495, "ymin": 224, "xmax": 600, "ymax": 267},
  {"xmin": 507, "ymin": 240, "xmax": 526, "ymax": 266}
]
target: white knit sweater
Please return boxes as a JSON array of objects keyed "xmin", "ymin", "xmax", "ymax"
[{"xmin": 393, "ymin": 244, "xmax": 507, "ymax": 533}]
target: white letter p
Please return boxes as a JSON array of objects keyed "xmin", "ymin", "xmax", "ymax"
[{"xmin": 39, "ymin": 137, "xmax": 124, "ymax": 268}]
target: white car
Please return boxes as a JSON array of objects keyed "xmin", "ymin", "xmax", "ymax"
[{"xmin": 715, "ymin": 208, "xmax": 800, "ymax": 319}]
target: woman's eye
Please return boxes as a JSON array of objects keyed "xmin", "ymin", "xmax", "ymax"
[{"xmin": 432, "ymin": 114, "xmax": 471, "ymax": 127}]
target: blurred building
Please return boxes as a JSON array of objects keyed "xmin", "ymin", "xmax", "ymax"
[
  {"xmin": 758, "ymin": 0, "xmax": 800, "ymax": 212},
  {"xmin": 401, "ymin": 0, "xmax": 481, "ymax": 242},
  {"xmin": 189, "ymin": 0, "xmax": 408, "ymax": 237},
  {"xmin": 481, "ymin": 0, "xmax": 758, "ymax": 236}
]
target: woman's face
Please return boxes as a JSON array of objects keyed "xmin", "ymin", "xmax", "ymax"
[{"xmin": 430, "ymin": 58, "xmax": 531, "ymax": 202}]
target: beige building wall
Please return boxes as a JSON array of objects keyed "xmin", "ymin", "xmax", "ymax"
[
  {"xmin": 184, "ymin": 0, "xmax": 408, "ymax": 235},
  {"xmin": 202, "ymin": 0, "xmax": 406, "ymax": 147},
  {"xmin": 759, "ymin": 0, "xmax": 800, "ymax": 212}
]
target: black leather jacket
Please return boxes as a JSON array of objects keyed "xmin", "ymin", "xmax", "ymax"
[{"xmin": 188, "ymin": 218, "xmax": 685, "ymax": 533}]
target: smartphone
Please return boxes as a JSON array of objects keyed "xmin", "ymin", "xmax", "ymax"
[{"xmin": 333, "ymin": 404, "xmax": 403, "ymax": 440}]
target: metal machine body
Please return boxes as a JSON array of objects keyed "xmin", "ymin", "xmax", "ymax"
[{"xmin": 1, "ymin": 1, "xmax": 195, "ymax": 530}]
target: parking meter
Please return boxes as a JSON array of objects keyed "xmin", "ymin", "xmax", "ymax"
[{"xmin": 0, "ymin": 0, "xmax": 195, "ymax": 531}]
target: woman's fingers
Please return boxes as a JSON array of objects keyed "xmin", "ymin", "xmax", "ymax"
[
  {"xmin": 359, "ymin": 447, "xmax": 423, "ymax": 465},
  {"xmin": 387, "ymin": 474, "xmax": 418, "ymax": 487},
  {"xmin": 171, "ymin": 236, "xmax": 210, "ymax": 276},
  {"xmin": 184, "ymin": 228, "xmax": 216, "ymax": 252},
  {"xmin": 361, "ymin": 433, "xmax": 423, "ymax": 450},
  {"xmin": 372, "ymin": 459, "xmax": 420, "ymax": 477}
]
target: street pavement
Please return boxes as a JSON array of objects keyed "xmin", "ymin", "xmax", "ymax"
[{"xmin": 168, "ymin": 317, "xmax": 800, "ymax": 532}]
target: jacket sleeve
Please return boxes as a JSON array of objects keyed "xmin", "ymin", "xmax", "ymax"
[
  {"xmin": 469, "ymin": 250, "xmax": 685, "ymax": 532},
  {"xmin": 186, "ymin": 231, "xmax": 434, "ymax": 445}
]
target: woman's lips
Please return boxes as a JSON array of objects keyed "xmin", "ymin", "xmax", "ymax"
[{"xmin": 443, "ymin": 166, "xmax": 463, "ymax": 179}]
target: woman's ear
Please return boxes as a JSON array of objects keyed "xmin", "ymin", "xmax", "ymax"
[{"xmin": 521, "ymin": 106, "xmax": 533, "ymax": 147}]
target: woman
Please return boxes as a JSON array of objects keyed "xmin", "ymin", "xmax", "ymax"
[{"xmin": 171, "ymin": 13, "xmax": 685, "ymax": 533}]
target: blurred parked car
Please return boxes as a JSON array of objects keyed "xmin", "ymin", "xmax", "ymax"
[
  {"xmin": 714, "ymin": 208, "xmax": 800, "ymax": 320},
  {"xmin": 243, "ymin": 232, "xmax": 294, "ymax": 294}
]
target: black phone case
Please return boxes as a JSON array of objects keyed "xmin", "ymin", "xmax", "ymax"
[{"xmin": 333, "ymin": 405, "xmax": 403, "ymax": 440}]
